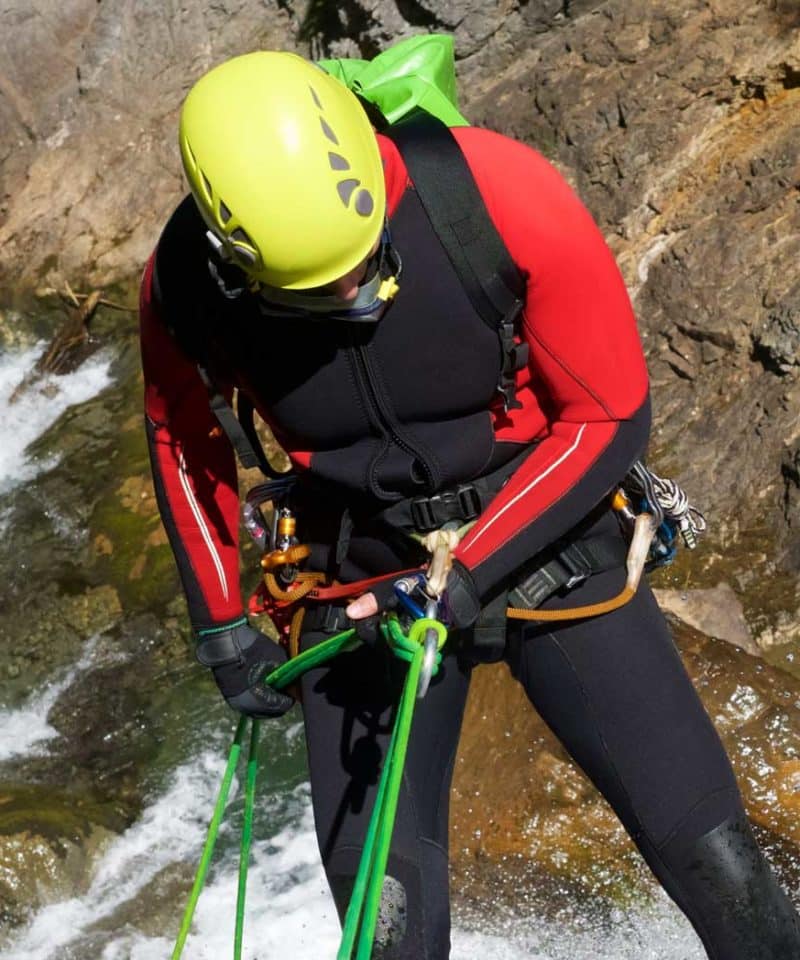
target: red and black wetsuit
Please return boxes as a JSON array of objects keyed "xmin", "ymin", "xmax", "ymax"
[
  {"xmin": 141, "ymin": 127, "xmax": 650, "ymax": 627},
  {"xmin": 140, "ymin": 128, "xmax": 799, "ymax": 959}
]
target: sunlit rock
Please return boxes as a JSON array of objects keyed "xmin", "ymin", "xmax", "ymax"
[{"xmin": 451, "ymin": 615, "xmax": 800, "ymax": 905}]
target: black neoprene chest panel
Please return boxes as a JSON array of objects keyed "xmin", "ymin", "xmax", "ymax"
[
  {"xmin": 156, "ymin": 187, "xmax": 504, "ymax": 500},
  {"xmin": 213, "ymin": 187, "xmax": 502, "ymax": 499}
]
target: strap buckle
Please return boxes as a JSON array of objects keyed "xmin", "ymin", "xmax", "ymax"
[
  {"xmin": 557, "ymin": 542, "xmax": 596, "ymax": 589},
  {"xmin": 410, "ymin": 484, "xmax": 482, "ymax": 533},
  {"xmin": 497, "ymin": 311, "xmax": 528, "ymax": 413},
  {"xmin": 305, "ymin": 604, "xmax": 350, "ymax": 634}
]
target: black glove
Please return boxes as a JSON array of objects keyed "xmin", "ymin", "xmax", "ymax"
[
  {"xmin": 195, "ymin": 618, "xmax": 294, "ymax": 718},
  {"xmin": 351, "ymin": 562, "xmax": 482, "ymax": 642}
]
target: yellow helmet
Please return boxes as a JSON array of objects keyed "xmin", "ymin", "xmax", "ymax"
[{"xmin": 179, "ymin": 51, "xmax": 386, "ymax": 290}]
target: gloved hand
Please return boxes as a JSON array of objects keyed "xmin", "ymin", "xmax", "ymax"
[
  {"xmin": 346, "ymin": 575, "xmax": 399, "ymax": 646},
  {"xmin": 345, "ymin": 560, "xmax": 482, "ymax": 632},
  {"xmin": 440, "ymin": 559, "xmax": 482, "ymax": 629},
  {"xmin": 195, "ymin": 617, "xmax": 294, "ymax": 718}
]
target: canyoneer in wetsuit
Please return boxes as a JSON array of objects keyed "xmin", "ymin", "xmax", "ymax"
[{"xmin": 140, "ymin": 49, "xmax": 800, "ymax": 959}]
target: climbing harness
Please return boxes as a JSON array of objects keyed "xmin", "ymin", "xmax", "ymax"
[{"xmin": 173, "ymin": 458, "xmax": 705, "ymax": 956}]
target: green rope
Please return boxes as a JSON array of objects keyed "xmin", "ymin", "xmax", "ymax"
[
  {"xmin": 234, "ymin": 718, "xmax": 260, "ymax": 959},
  {"xmin": 338, "ymin": 614, "xmax": 448, "ymax": 959},
  {"xmin": 172, "ymin": 715, "xmax": 248, "ymax": 960},
  {"xmin": 265, "ymin": 629, "xmax": 358, "ymax": 689},
  {"xmin": 173, "ymin": 619, "xmax": 447, "ymax": 960},
  {"xmin": 355, "ymin": 646, "xmax": 423, "ymax": 960},
  {"xmin": 172, "ymin": 632, "xmax": 356, "ymax": 958},
  {"xmin": 336, "ymin": 717, "xmax": 396, "ymax": 960}
]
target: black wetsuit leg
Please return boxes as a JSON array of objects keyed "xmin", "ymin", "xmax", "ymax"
[
  {"xmin": 301, "ymin": 509, "xmax": 800, "ymax": 959},
  {"xmin": 506, "ymin": 512, "xmax": 800, "ymax": 959},
  {"xmin": 300, "ymin": 631, "xmax": 472, "ymax": 960}
]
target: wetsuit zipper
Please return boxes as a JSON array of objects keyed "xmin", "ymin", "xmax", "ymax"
[{"xmin": 348, "ymin": 332, "xmax": 440, "ymax": 491}]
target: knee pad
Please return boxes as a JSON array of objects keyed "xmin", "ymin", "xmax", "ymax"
[
  {"xmin": 658, "ymin": 809, "xmax": 800, "ymax": 959},
  {"xmin": 324, "ymin": 844, "xmax": 450, "ymax": 959},
  {"xmin": 328, "ymin": 872, "xmax": 408, "ymax": 956}
]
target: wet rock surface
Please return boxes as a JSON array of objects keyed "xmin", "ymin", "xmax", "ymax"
[
  {"xmin": 0, "ymin": 785, "xmax": 122, "ymax": 930},
  {"xmin": 450, "ymin": 615, "xmax": 800, "ymax": 907},
  {"xmin": 653, "ymin": 582, "xmax": 759, "ymax": 655}
]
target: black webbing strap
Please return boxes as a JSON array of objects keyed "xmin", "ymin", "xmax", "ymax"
[
  {"xmin": 385, "ymin": 111, "xmax": 529, "ymax": 410},
  {"xmin": 235, "ymin": 391, "xmax": 284, "ymax": 479},
  {"xmin": 199, "ymin": 366, "xmax": 280, "ymax": 478},
  {"xmin": 508, "ymin": 534, "xmax": 629, "ymax": 611},
  {"xmin": 376, "ymin": 443, "xmax": 533, "ymax": 533}
]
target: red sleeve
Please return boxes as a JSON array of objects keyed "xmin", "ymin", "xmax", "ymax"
[
  {"xmin": 448, "ymin": 128, "xmax": 650, "ymax": 595},
  {"xmin": 140, "ymin": 254, "xmax": 243, "ymax": 627}
]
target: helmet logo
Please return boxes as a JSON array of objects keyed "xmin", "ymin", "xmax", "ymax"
[{"xmin": 310, "ymin": 85, "xmax": 375, "ymax": 218}]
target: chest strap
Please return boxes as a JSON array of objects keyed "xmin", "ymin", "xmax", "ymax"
[{"xmin": 375, "ymin": 444, "xmax": 534, "ymax": 535}]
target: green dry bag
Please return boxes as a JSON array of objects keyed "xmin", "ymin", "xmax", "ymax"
[{"xmin": 318, "ymin": 34, "xmax": 469, "ymax": 127}]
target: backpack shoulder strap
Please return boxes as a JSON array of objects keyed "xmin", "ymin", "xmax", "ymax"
[{"xmin": 385, "ymin": 111, "xmax": 529, "ymax": 410}]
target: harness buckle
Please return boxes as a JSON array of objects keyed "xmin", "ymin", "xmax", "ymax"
[
  {"xmin": 455, "ymin": 484, "xmax": 482, "ymax": 523},
  {"xmin": 558, "ymin": 542, "xmax": 595, "ymax": 589},
  {"xmin": 410, "ymin": 497, "xmax": 436, "ymax": 532},
  {"xmin": 497, "ymin": 312, "xmax": 528, "ymax": 413},
  {"xmin": 410, "ymin": 484, "xmax": 482, "ymax": 533}
]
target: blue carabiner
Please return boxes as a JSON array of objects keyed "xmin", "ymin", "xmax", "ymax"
[
  {"xmin": 394, "ymin": 586, "xmax": 427, "ymax": 620},
  {"xmin": 394, "ymin": 574, "xmax": 428, "ymax": 620}
]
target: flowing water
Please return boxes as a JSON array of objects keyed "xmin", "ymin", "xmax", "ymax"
[
  {"xmin": 0, "ymin": 341, "xmax": 709, "ymax": 958},
  {"xmin": 0, "ymin": 344, "xmax": 114, "ymax": 496}
]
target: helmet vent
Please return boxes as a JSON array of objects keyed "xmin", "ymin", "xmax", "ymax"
[
  {"xmin": 219, "ymin": 199, "xmax": 232, "ymax": 224},
  {"xmin": 354, "ymin": 189, "xmax": 374, "ymax": 217},
  {"xmin": 319, "ymin": 117, "xmax": 339, "ymax": 145},
  {"xmin": 328, "ymin": 152, "xmax": 350, "ymax": 171},
  {"xmin": 309, "ymin": 85, "xmax": 323, "ymax": 110},
  {"xmin": 200, "ymin": 171, "xmax": 213, "ymax": 203},
  {"xmin": 231, "ymin": 227, "xmax": 253, "ymax": 246},
  {"xmin": 184, "ymin": 141, "xmax": 197, "ymax": 171},
  {"xmin": 337, "ymin": 179, "xmax": 359, "ymax": 206}
]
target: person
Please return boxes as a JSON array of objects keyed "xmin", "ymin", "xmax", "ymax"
[{"xmin": 139, "ymin": 49, "xmax": 800, "ymax": 959}]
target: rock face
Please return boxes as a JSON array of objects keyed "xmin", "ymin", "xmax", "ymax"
[
  {"xmin": 0, "ymin": 1, "xmax": 300, "ymax": 297},
  {"xmin": 450, "ymin": 616, "xmax": 800, "ymax": 905}
]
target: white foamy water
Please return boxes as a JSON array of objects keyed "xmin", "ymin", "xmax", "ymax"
[
  {"xmin": 0, "ymin": 638, "xmax": 99, "ymax": 761},
  {"xmin": 0, "ymin": 735, "xmax": 705, "ymax": 960},
  {"xmin": 0, "ymin": 343, "xmax": 114, "ymax": 493},
  {"xmin": 1, "ymin": 746, "xmax": 340, "ymax": 960}
]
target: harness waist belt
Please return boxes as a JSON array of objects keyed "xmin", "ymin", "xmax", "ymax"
[{"xmin": 508, "ymin": 534, "xmax": 629, "ymax": 611}]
